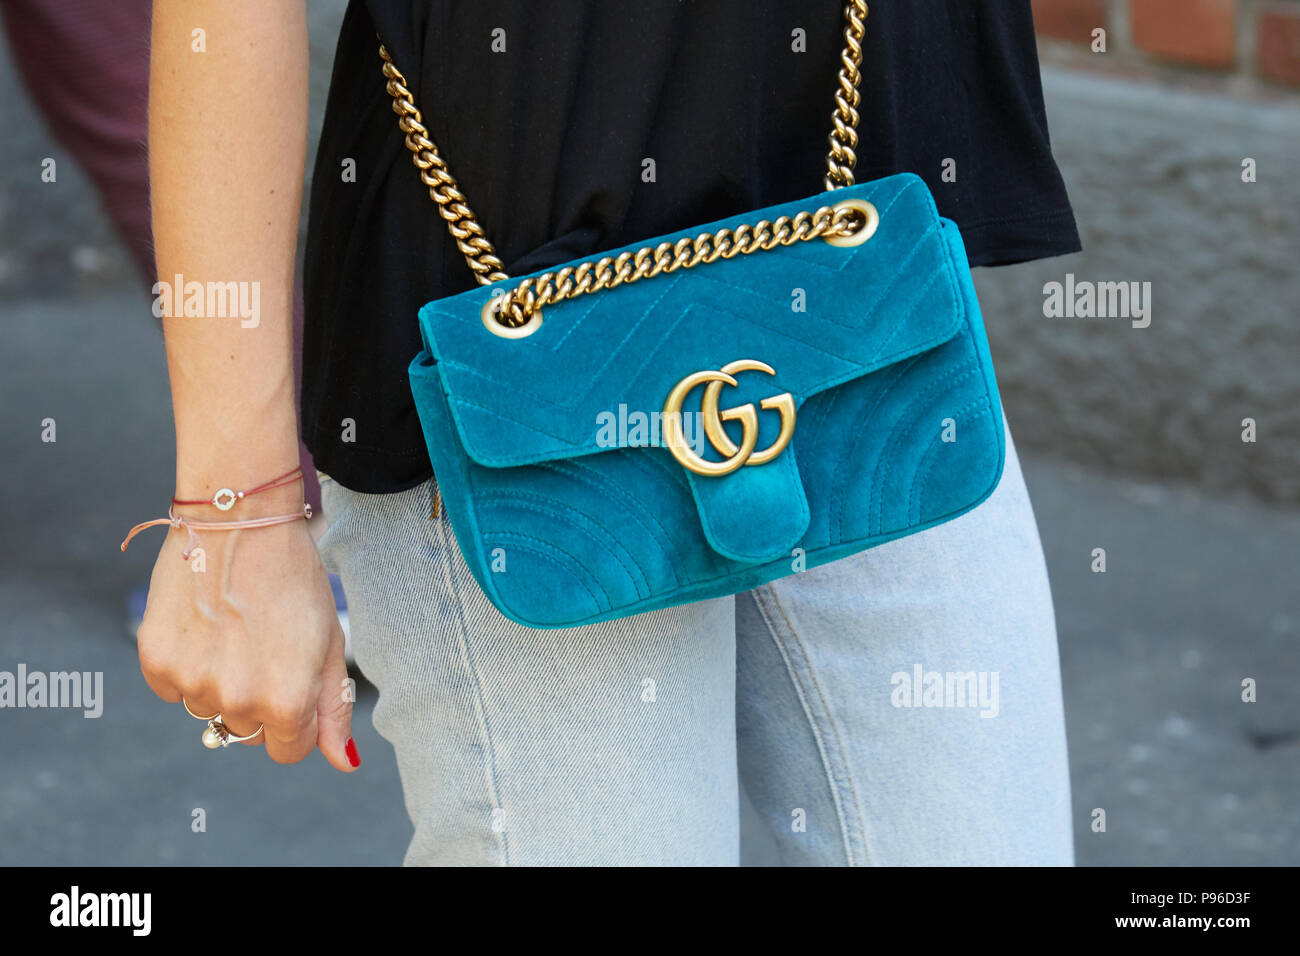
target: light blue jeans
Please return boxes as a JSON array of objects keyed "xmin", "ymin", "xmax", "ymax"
[{"xmin": 317, "ymin": 416, "xmax": 1073, "ymax": 865}]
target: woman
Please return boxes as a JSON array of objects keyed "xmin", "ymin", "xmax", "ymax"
[{"xmin": 141, "ymin": 0, "xmax": 1078, "ymax": 865}]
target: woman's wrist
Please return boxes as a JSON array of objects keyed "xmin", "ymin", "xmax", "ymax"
[{"xmin": 173, "ymin": 405, "xmax": 301, "ymax": 497}]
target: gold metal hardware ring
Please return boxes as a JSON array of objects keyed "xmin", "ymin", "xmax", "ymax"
[
  {"xmin": 823, "ymin": 199, "xmax": 879, "ymax": 248},
  {"xmin": 481, "ymin": 292, "xmax": 543, "ymax": 339}
]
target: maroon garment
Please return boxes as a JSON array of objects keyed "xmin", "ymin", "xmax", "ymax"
[{"xmin": 2, "ymin": 0, "xmax": 155, "ymax": 284}]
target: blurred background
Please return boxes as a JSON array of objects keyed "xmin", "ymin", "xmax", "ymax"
[{"xmin": 1, "ymin": 0, "xmax": 1297, "ymax": 865}]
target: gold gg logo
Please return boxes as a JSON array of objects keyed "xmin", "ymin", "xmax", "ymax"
[{"xmin": 662, "ymin": 360, "xmax": 796, "ymax": 476}]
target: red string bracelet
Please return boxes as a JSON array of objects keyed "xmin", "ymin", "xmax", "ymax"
[{"xmin": 172, "ymin": 465, "xmax": 303, "ymax": 511}]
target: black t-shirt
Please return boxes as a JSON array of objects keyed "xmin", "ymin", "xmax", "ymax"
[{"xmin": 302, "ymin": 0, "xmax": 1080, "ymax": 494}]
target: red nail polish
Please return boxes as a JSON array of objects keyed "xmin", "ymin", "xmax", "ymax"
[{"xmin": 345, "ymin": 736, "xmax": 361, "ymax": 768}]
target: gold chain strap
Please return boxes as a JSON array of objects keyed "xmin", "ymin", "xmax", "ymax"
[
  {"xmin": 379, "ymin": 1, "xmax": 870, "ymax": 328},
  {"xmin": 824, "ymin": 0, "xmax": 867, "ymax": 190},
  {"xmin": 379, "ymin": 54, "xmax": 508, "ymax": 285}
]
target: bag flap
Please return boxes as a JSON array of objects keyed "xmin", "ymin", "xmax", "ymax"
[{"xmin": 416, "ymin": 173, "xmax": 967, "ymax": 471}]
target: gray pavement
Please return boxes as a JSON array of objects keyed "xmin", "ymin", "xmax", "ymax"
[{"xmin": 1, "ymin": 290, "xmax": 1296, "ymax": 866}]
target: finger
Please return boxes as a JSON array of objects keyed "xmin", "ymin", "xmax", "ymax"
[
  {"xmin": 136, "ymin": 637, "xmax": 182, "ymax": 704},
  {"xmin": 216, "ymin": 711, "xmax": 267, "ymax": 748},
  {"xmin": 140, "ymin": 663, "xmax": 182, "ymax": 704},
  {"xmin": 314, "ymin": 634, "xmax": 358, "ymax": 773},
  {"xmin": 263, "ymin": 708, "xmax": 318, "ymax": 765}
]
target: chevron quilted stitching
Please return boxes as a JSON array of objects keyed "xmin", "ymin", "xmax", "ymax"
[
  {"xmin": 475, "ymin": 491, "xmax": 653, "ymax": 597},
  {"xmin": 824, "ymin": 352, "xmax": 927, "ymax": 541},
  {"xmin": 666, "ymin": 230, "xmax": 948, "ymax": 384},
  {"xmin": 865, "ymin": 361, "xmax": 981, "ymax": 538},
  {"xmin": 831, "ymin": 222, "xmax": 944, "ymax": 329},
  {"xmin": 482, "ymin": 536, "xmax": 608, "ymax": 616},
  {"xmin": 627, "ymin": 442, "xmax": 691, "ymax": 490},
  {"xmin": 796, "ymin": 383, "xmax": 840, "ymax": 444},
  {"xmin": 783, "ymin": 253, "xmax": 957, "ymax": 403},
  {"xmin": 659, "ymin": 278, "xmax": 873, "ymax": 357},
  {"xmin": 447, "ymin": 394, "xmax": 589, "ymax": 453},
  {"xmin": 796, "ymin": 356, "xmax": 913, "ymax": 497},
  {"xmin": 484, "ymin": 532, "xmax": 613, "ymax": 608},
  {"xmin": 549, "ymin": 269, "xmax": 685, "ymax": 387},
  {"xmin": 826, "ymin": 348, "xmax": 977, "ymax": 541},
  {"xmin": 526, "ymin": 457, "xmax": 686, "ymax": 585},
  {"xmin": 797, "ymin": 352, "xmax": 905, "ymax": 452},
  {"xmin": 599, "ymin": 297, "xmax": 850, "ymax": 411},
  {"xmin": 436, "ymin": 271, "xmax": 688, "ymax": 414},
  {"xmin": 541, "ymin": 451, "xmax": 741, "ymax": 586},
  {"xmin": 907, "ymin": 395, "xmax": 992, "ymax": 526},
  {"xmin": 442, "ymin": 278, "xmax": 947, "ymax": 450},
  {"xmin": 858, "ymin": 265, "xmax": 946, "ymax": 371},
  {"xmin": 547, "ymin": 294, "xmax": 605, "ymax": 350}
]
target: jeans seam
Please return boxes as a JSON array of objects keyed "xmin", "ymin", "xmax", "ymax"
[
  {"xmin": 752, "ymin": 583, "xmax": 872, "ymax": 867},
  {"xmin": 431, "ymin": 508, "xmax": 512, "ymax": 866}
]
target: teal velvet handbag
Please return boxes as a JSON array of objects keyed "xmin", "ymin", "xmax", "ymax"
[{"xmin": 381, "ymin": 1, "xmax": 1004, "ymax": 629}]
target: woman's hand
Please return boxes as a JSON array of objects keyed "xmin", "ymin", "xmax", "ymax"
[
  {"xmin": 144, "ymin": 2, "xmax": 339, "ymax": 765},
  {"xmin": 136, "ymin": 487, "xmax": 357, "ymax": 771}
]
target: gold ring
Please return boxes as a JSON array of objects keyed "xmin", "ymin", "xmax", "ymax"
[{"xmin": 182, "ymin": 697, "xmax": 219, "ymax": 722}]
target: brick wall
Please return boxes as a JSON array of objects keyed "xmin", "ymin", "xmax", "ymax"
[{"xmin": 1031, "ymin": 0, "xmax": 1300, "ymax": 88}]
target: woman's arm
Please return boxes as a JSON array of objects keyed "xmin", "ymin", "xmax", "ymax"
[
  {"xmin": 142, "ymin": 0, "xmax": 356, "ymax": 771},
  {"xmin": 151, "ymin": 0, "xmax": 303, "ymax": 480}
]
